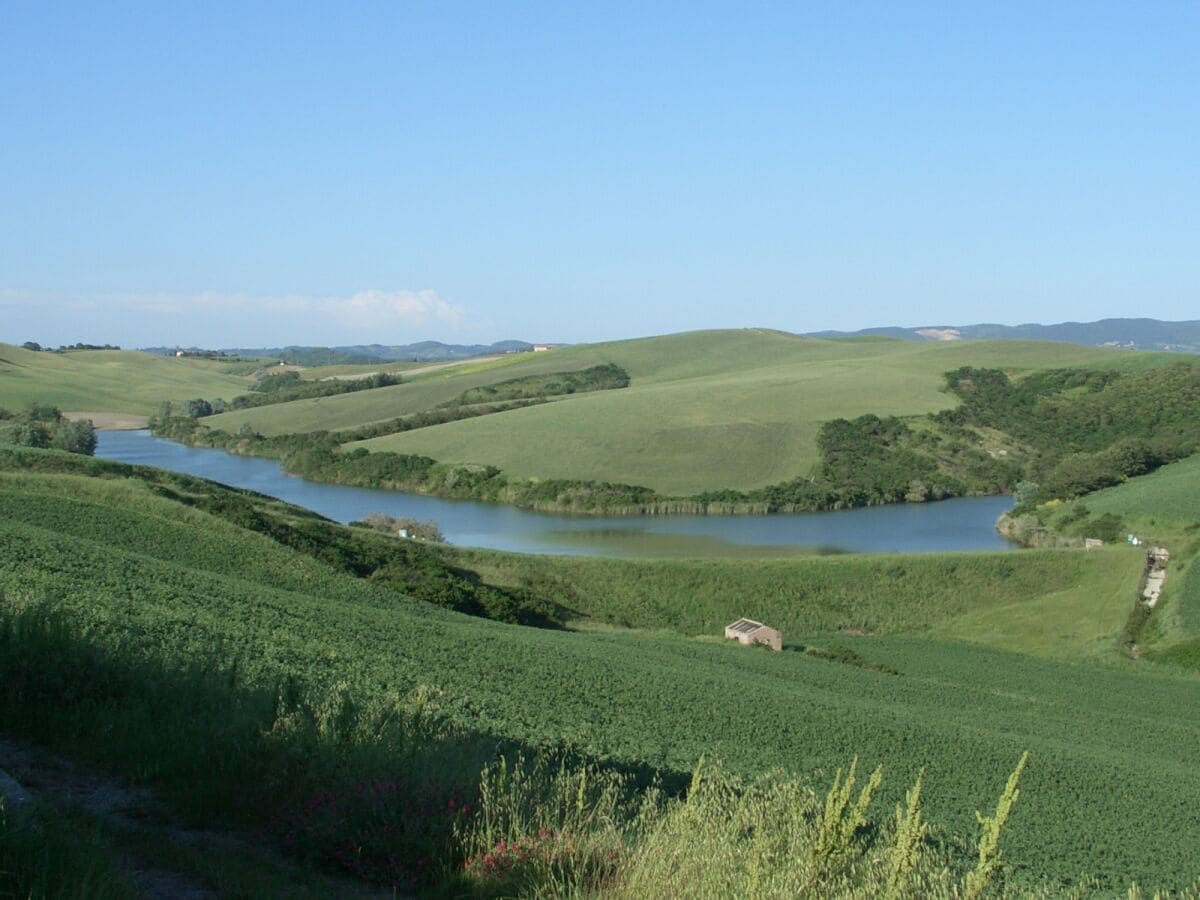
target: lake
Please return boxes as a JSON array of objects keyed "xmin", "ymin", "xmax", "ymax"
[{"xmin": 96, "ymin": 430, "xmax": 1017, "ymax": 558}]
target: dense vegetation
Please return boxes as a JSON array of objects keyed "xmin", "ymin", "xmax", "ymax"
[
  {"xmin": 0, "ymin": 405, "xmax": 96, "ymax": 455},
  {"xmin": 3, "ymin": 447, "xmax": 1200, "ymax": 892},
  {"xmin": 0, "ymin": 602, "xmax": 1034, "ymax": 898},
  {"xmin": 943, "ymin": 364, "xmax": 1200, "ymax": 502}
]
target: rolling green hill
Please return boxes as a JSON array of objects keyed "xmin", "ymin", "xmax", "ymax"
[
  {"xmin": 0, "ymin": 343, "xmax": 253, "ymax": 415},
  {"xmin": 448, "ymin": 543, "xmax": 1143, "ymax": 664},
  {"xmin": 1045, "ymin": 452, "xmax": 1200, "ymax": 672},
  {"xmin": 1077, "ymin": 452, "xmax": 1200, "ymax": 525},
  {"xmin": 3, "ymin": 446, "xmax": 1200, "ymax": 890},
  {"xmin": 204, "ymin": 330, "xmax": 1178, "ymax": 495}
]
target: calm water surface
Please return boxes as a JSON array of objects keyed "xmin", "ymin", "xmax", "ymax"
[{"xmin": 97, "ymin": 430, "xmax": 1016, "ymax": 557}]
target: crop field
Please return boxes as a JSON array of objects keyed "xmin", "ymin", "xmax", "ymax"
[
  {"xmin": 0, "ymin": 343, "xmax": 254, "ymax": 414},
  {"xmin": 1079, "ymin": 451, "xmax": 1200, "ymax": 524},
  {"xmin": 448, "ymin": 544, "xmax": 1143, "ymax": 663},
  {"xmin": 203, "ymin": 330, "xmax": 1179, "ymax": 495},
  {"xmin": 2, "ymin": 449, "xmax": 1200, "ymax": 889}
]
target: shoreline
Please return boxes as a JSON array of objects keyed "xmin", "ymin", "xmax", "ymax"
[{"xmin": 62, "ymin": 411, "xmax": 151, "ymax": 431}]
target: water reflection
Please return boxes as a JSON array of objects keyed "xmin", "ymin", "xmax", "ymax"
[{"xmin": 97, "ymin": 430, "xmax": 1017, "ymax": 558}]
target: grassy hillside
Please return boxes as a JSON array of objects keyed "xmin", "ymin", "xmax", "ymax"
[
  {"xmin": 448, "ymin": 544, "xmax": 1142, "ymax": 663},
  {"xmin": 3, "ymin": 447, "xmax": 1200, "ymax": 890},
  {"xmin": 1077, "ymin": 451, "xmax": 1200, "ymax": 524},
  {"xmin": 0, "ymin": 343, "xmax": 253, "ymax": 415},
  {"xmin": 1050, "ymin": 452, "xmax": 1200, "ymax": 672},
  {"xmin": 205, "ymin": 350, "xmax": 594, "ymax": 435},
  {"xmin": 204, "ymin": 330, "xmax": 1173, "ymax": 495}
]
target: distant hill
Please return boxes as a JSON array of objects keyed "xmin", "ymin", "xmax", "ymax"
[
  {"xmin": 188, "ymin": 340, "xmax": 537, "ymax": 366},
  {"xmin": 807, "ymin": 318, "xmax": 1200, "ymax": 353},
  {"xmin": 200, "ymin": 329, "xmax": 1181, "ymax": 497},
  {"xmin": 0, "ymin": 342, "xmax": 253, "ymax": 414}
]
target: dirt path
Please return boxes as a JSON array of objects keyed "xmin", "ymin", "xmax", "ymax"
[
  {"xmin": 62, "ymin": 411, "xmax": 150, "ymax": 430},
  {"xmin": 0, "ymin": 738, "xmax": 215, "ymax": 899},
  {"xmin": 320, "ymin": 354, "xmax": 506, "ymax": 381},
  {"xmin": 0, "ymin": 738, "xmax": 396, "ymax": 899}
]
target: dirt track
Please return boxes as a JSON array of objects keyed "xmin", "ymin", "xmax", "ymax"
[{"xmin": 62, "ymin": 411, "xmax": 150, "ymax": 430}]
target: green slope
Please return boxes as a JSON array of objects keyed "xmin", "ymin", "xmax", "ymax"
[
  {"xmin": 1080, "ymin": 452, "xmax": 1200, "ymax": 524},
  {"xmin": 449, "ymin": 544, "xmax": 1143, "ymax": 664},
  {"xmin": 0, "ymin": 343, "xmax": 253, "ymax": 414},
  {"xmin": 353, "ymin": 334, "xmax": 1179, "ymax": 494},
  {"xmin": 1061, "ymin": 453, "xmax": 1200, "ymax": 670},
  {"xmin": 2, "ymin": 448, "xmax": 1200, "ymax": 889},
  {"xmin": 204, "ymin": 330, "xmax": 1174, "ymax": 495}
]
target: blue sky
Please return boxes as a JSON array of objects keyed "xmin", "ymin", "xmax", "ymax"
[{"xmin": 2, "ymin": 2, "xmax": 1197, "ymax": 347}]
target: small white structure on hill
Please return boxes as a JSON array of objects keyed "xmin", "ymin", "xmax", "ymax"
[{"xmin": 724, "ymin": 618, "xmax": 782, "ymax": 652}]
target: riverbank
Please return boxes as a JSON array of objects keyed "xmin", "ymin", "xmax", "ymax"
[
  {"xmin": 95, "ymin": 430, "xmax": 1018, "ymax": 557},
  {"xmin": 152, "ymin": 415, "xmax": 1012, "ymax": 517},
  {"xmin": 63, "ymin": 411, "xmax": 150, "ymax": 430}
]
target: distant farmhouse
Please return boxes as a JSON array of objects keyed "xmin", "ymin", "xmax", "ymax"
[
  {"xmin": 533, "ymin": 343, "xmax": 554, "ymax": 352},
  {"xmin": 724, "ymin": 618, "xmax": 782, "ymax": 652}
]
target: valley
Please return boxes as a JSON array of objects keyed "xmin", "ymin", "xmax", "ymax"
[{"xmin": 3, "ymin": 332, "xmax": 1200, "ymax": 896}]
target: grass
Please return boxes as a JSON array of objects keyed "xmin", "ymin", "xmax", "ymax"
[
  {"xmin": 354, "ymin": 333, "xmax": 1181, "ymax": 495},
  {"xmin": 446, "ymin": 544, "xmax": 1143, "ymax": 663},
  {"xmin": 0, "ymin": 343, "xmax": 253, "ymax": 415},
  {"xmin": 1077, "ymin": 451, "xmax": 1200, "ymax": 525},
  {"xmin": 923, "ymin": 547, "xmax": 1145, "ymax": 661},
  {"xmin": 1037, "ymin": 452, "xmax": 1200, "ymax": 669},
  {"xmin": 3, "ymin": 447, "xmax": 1200, "ymax": 890},
  {"xmin": 0, "ymin": 799, "xmax": 133, "ymax": 899},
  {"xmin": 205, "ymin": 329, "xmax": 1180, "ymax": 495},
  {"xmin": 205, "ymin": 349, "xmax": 599, "ymax": 435}
]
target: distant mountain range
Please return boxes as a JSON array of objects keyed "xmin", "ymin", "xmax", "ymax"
[
  {"xmin": 806, "ymin": 318, "xmax": 1200, "ymax": 353},
  {"xmin": 144, "ymin": 341, "xmax": 537, "ymax": 365}
]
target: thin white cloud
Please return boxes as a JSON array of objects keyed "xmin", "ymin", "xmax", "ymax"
[
  {"xmin": 1, "ymin": 288, "xmax": 469, "ymax": 346},
  {"xmin": 316, "ymin": 289, "xmax": 465, "ymax": 329}
]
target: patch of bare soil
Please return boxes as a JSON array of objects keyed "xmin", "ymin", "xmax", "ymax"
[
  {"xmin": 0, "ymin": 738, "xmax": 214, "ymax": 899},
  {"xmin": 320, "ymin": 355, "xmax": 506, "ymax": 381},
  {"xmin": 62, "ymin": 411, "xmax": 150, "ymax": 430}
]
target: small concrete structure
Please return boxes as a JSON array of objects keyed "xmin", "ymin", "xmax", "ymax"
[
  {"xmin": 1142, "ymin": 547, "xmax": 1171, "ymax": 608},
  {"xmin": 1084, "ymin": 538, "xmax": 1104, "ymax": 550},
  {"xmin": 724, "ymin": 618, "xmax": 782, "ymax": 652}
]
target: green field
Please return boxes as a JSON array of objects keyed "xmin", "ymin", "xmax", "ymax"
[
  {"xmin": 448, "ymin": 544, "xmax": 1142, "ymax": 664},
  {"xmin": 1078, "ymin": 451, "xmax": 1200, "ymax": 525},
  {"xmin": 0, "ymin": 343, "xmax": 254, "ymax": 415},
  {"xmin": 3, "ymin": 447, "xmax": 1200, "ymax": 890},
  {"xmin": 203, "ymin": 330, "xmax": 1175, "ymax": 495}
]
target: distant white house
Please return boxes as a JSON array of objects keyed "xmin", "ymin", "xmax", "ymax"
[{"xmin": 533, "ymin": 344, "xmax": 553, "ymax": 352}]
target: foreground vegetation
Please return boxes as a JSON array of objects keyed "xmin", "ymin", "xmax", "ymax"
[
  {"xmin": 3, "ymin": 447, "xmax": 1200, "ymax": 893},
  {"xmin": 0, "ymin": 603, "xmax": 1038, "ymax": 898}
]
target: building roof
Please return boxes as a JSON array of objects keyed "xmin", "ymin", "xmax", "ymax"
[{"xmin": 727, "ymin": 618, "xmax": 767, "ymax": 634}]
